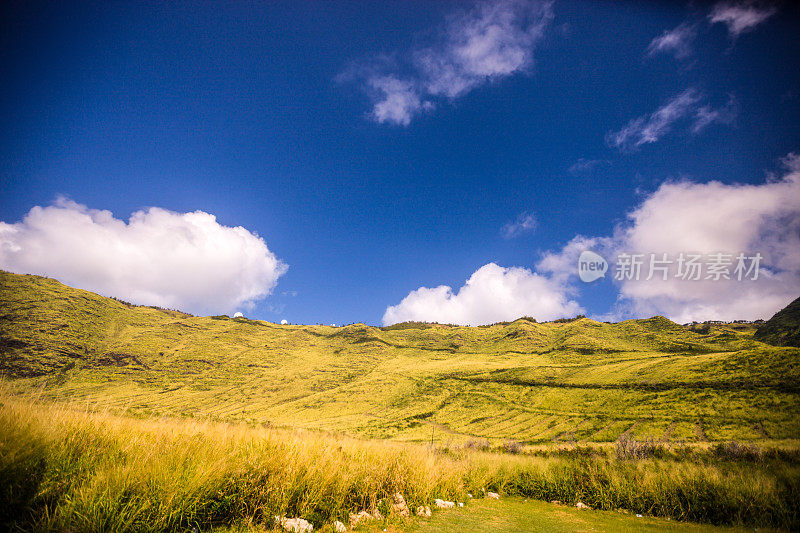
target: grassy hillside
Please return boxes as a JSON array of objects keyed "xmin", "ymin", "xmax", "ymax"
[
  {"xmin": 755, "ymin": 295, "xmax": 800, "ymax": 347},
  {"xmin": 2, "ymin": 270, "xmax": 798, "ymax": 445}
]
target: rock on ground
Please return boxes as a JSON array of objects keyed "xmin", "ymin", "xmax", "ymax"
[
  {"xmin": 275, "ymin": 516, "xmax": 314, "ymax": 533},
  {"xmin": 391, "ymin": 492, "xmax": 410, "ymax": 517},
  {"xmin": 349, "ymin": 509, "xmax": 382, "ymax": 529}
]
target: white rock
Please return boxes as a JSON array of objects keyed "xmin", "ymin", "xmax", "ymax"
[
  {"xmin": 458, "ymin": 502, "xmax": 464, "ymax": 507},
  {"xmin": 467, "ymin": 493, "xmax": 473, "ymax": 498},
  {"xmin": 434, "ymin": 498, "xmax": 455, "ymax": 508},
  {"xmin": 275, "ymin": 516, "xmax": 313, "ymax": 533},
  {"xmin": 416, "ymin": 505, "xmax": 432, "ymax": 517},
  {"xmin": 391, "ymin": 492, "xmax": 410, "ymax": 517},
  {"xmin": 333, "ymin": 521, "xmax": 347, "ymax": 533},
  {"xmin": 576, "ymin": 502, "xmax": 592, "ymax": 510},
  {"xmin": 486, "ymin": 492, "xmax": 500, "ymax": 499},
  {"xmin": 349, "ymin": 509, "xmax": 381, "ymax": 529}
]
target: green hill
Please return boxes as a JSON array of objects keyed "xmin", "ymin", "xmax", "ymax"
[
  {"xmin": 1, "ymin": 270, "xmax": 798, "ymax": 444},
  {"xmin": 755, "ymin": 295, "xmax": 800, "ymax": 348}
]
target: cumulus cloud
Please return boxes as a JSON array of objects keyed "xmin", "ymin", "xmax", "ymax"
[
  {"xmin": 345, "ymin": 0, "xmax": 553, "ymax": 125},
  {"xmin": 709, "ymin": 1, "xmax": 777, "ymax": 37},
  {"xmin": 382, "ymin": 262, "xmax": 583, "ymax": 326},
  {"xmin": 607, "ymin": 88, "xmax": 736, "ymax": 151},
  {"xmin": 538, "ymin": 154, "xmax": 800, "ymax": 322},
  {"xmin": 647, "ymin": 22, "xmax": 697, "ymax": 59},
  {"xmin": 0, "ymin": 199, "xmax": 288, "ymax": 315},
  {"xmin": 538, "ymin": 235, "xmax": 612, "ymax": 284},
  {"xmin": 501, "ymin": 211, "xmax": 537, "ymax": 238}
]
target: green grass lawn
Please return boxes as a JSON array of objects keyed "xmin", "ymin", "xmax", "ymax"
[{"xmin": 410, "ymin": 498, "xmax": 757, "ymax": 533}]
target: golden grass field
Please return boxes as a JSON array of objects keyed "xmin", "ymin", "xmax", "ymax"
[
  {"xmin": 2, "ymin": 390, "xmax": 798, "ymax": 532},
  {"xmin": 1, "ymin": 270, "xmax": 799, "ymax": 531}
]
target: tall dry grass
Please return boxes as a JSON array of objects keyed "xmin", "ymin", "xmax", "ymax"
[{"xmin": 1, "ymin": 391, "xmax": 798, "ymax": 531}]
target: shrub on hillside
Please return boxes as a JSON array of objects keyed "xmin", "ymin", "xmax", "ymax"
[
  {"xmin": 551, "ymin": 315, "xmax": 587, "ymax": 324},
  {"xmin": 712, "ymin": 441, "xmax": 763, "ymax": 462},
  {"xmin": 463, "ymin": 439, "xmax": 491, "ymax": 452},
  {"xmin": 501, "ymin": 440, "xmax": 524, "ymax": 455},
  {"xmin": 615, "ymin": 434, "xmax": 666, "ymax": 460}
]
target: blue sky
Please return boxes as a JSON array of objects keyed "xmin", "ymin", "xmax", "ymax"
[{"xmin": 1, "ymin": 1, "xmax": 799, "ymax": 325}]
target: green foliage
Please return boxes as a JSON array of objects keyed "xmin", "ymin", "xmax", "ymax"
[
  {"xmin": 381, "ymin": 321, "xmax": 440, "ymax": 331},
  {"xmin": 550, "ymin": 315, "xmax": 587, "ymax": 323}
]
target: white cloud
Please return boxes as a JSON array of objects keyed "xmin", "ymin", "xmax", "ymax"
[
  {"xmin": 382, "ymin": 262, "xmax": 583, "ymax": 326},
  {"xmin": 607, "ymin": 89, "xmax": 701, "ymax": 150},
  {"xmin": 538, "ymin": 235, "xmax": 612, "ymax": 284},
  {"xmin": 501, "ymin": 211, "xmax": 537, "ymax": 238},
  {"xmin": 367, "ymin": 76, "xmax": 430, "ymax": 126},
  {"xmin": 709, "ymin": 1, "xmax": 777, "ymax": 37},
  {"xmin": 538, "ymin": 154, "xmax": 800, "ymax": 322},
  {"xmin": 692, "ymin": 94, "xmax": 738, "ymax": 133},
  {"xmin": 348, "ymin": 0, "xmax": 553, "ymax": 126},
  {"xmin": 647, "ymin": 22, "xmax": 697, "ymax": 59},
  {"xmin": 607, "ymin": 89, "xmax": 736, "ymax": 151},
  {"xmin": 0, "ymin": 199, "xmax": 288, "ymax": 315},
  {"xmin": 568, "ymin": 158, "xmax": 609, "ymax": 176}
]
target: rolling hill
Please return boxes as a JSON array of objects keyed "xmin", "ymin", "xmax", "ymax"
[
  {"xmin": 1, "ymin": 269, "xmax": 798, "ymax": 445},
  {"xmin": 755, "ymin": 295, "xmax": 800, "ymax": 348}
]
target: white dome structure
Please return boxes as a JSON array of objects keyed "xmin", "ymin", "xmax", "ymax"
[
  {"xmin": 233, "ymin": 312, "xmax": 244, "ymax": 318},
  {"xmin": 280, "ymin": 319, "xmax": 288, "ymax": 325}
]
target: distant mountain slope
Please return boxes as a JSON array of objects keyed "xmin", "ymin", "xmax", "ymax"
[
  {"xmin": 1, "ymin": 270, "xmax": 799, "ymax": 444},
  {"xmin": 755, "ymin": 295, "xmax": 800, "ymax": 347}
]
